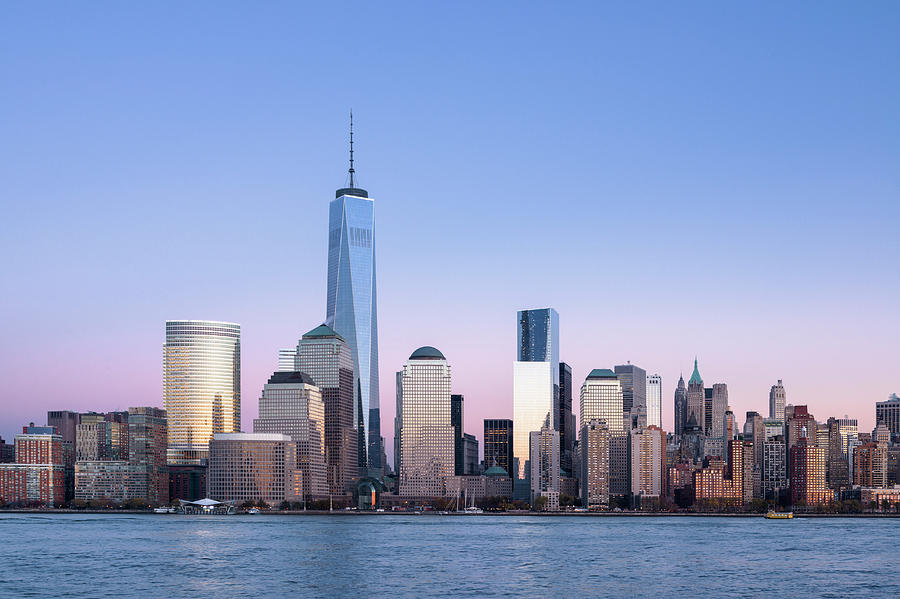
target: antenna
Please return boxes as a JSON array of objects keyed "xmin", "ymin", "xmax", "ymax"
[{"xmin": 349, "ymin": 110, "xmax": 355, "ymax": 188}]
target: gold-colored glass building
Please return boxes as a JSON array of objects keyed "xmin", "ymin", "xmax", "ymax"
[{"xmin": 164, "ymin": 320, "xmax": 241, "ymax": 465}]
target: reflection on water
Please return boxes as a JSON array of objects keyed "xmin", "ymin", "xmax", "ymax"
[{"xmin": 0, "ymin": 514, "xmax": 896, "ymax": 598}]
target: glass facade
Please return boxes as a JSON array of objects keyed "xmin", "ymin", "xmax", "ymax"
[
  {"xmin": 326, "ymin": 192, "xmax": 380, "ymax": 475},
  {"xmin": 513, "ymin": 308, "xmax": 559, "ymax": 481},
  {"xmin": 614, "ymin": 364, "xmax": 647, "ymax": 416},
  {"xmin": 163, "ymin": 320, "xmax": 241, "ymax": 465},
  {"xmin": 483, "ymin": 419, "xmax": 513, "ymax": 476}
]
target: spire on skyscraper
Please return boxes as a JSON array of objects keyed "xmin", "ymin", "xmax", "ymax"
[
  {"xmin": 348, "ymin": 110, "xmax": 355, "ymax": 188},
  {"xmin": 689, "ymin": 357, "xmax": 702, "ymax": 385}
]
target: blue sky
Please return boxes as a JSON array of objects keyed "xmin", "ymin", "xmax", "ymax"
[{"xmin": 1, "ymin": 2, "xmax": 898, "ymax": 449}]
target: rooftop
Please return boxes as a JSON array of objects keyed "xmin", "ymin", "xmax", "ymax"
[
  {"xmin": 302, "ymin": 323, "xmax": 344, "ymax": 342},
  {"xmin": 266, "ymin": 371, "xmax": 317, "ymax": 386},
  {"xmin": 587, "ymin": 368, "xmax": 617, "ymax": 380},
  {"xmin": 409, "ymin": 346, "xmax": 445, "ymax": 360}
]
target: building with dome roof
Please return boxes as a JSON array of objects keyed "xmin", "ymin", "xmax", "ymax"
[{"xmin": 396, "ymin": 347, "xmax": 454, "ymax": 498}]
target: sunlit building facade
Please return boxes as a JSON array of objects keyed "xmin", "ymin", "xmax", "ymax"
[
  {"xmin": 529, "ymin": 426, "xmax": 560, "ymax": 505},
  {"xmin": 326, "ymin": 184, "xmax": 380, "ymax": 476},
  {"xmin": 397, "ymin": 347, "xmax": 454, "ymax": 497},
  {"xmin": 253, "ymin": 371, "xmax": 327, "ymax": 499},
  {"xmin": 296, "ymin": 324, "xmax": 358, "ymax": 494},
  {"xmin": 646, "ymin": 374, "xmax": 663, "ymax": 430},
  {"xmin": 208, "ymin": 433, "xmax": 301, "ymax": 506},
  {"xmin": 164, "ymin": 320, "xmax": 241, "ymax": 465},
  {"xmin": 513, "ymin": 308, "xmax": 559, "ymax": 481},
  {"xmin": 769, "ymin": 380, "xmax": 786, "ymax": 421},
  {"xmin": 581, "ymin": 419, "xmax": 611, "ymax": 509}
]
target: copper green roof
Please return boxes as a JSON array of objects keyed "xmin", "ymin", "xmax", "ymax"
[
  {"xmin": 302, "ymin": 324, "xmax": 344, "ymax": 342},
  {"xmin": 688, "ymin": 357, "xmax": 702, "ymax": 385},
  {"xmin": 483, "ymin": 466, "xmax": 509, "ymax": 477},
  {"xmin": 409, "ymin": 346, "xmax": 445, "ymax": 360},
  {"xmin": 587, "ymin": 368, "xmax": 617, "ymax": 380}
]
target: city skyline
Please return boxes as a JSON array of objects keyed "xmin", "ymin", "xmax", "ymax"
[{"xmin": 2, "ymin": 3, "xmax": 898, "ymax": 452}]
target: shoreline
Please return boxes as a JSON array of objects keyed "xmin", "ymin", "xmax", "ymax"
[{"xmin": 2, "ymin": 509, "xmax": 898, "ymax": 518}]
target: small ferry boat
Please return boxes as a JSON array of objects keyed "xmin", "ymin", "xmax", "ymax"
[
  {"xmin": 153, "ymin": 507, "xmax": 177, "ymax": 514},
  {"xmin": 765, "ymin": 510, "xmax": 793, "ymax": 519},
  {"xmin": 247, "ymin": 508, "xmax": 261, "ymax": 515}
]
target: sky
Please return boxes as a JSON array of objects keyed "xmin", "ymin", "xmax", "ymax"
[{"xmin": 1, "ymin": 2, "xmax": 898, "ymax": 457}]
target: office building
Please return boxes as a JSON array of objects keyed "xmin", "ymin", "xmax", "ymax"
[
  {"xmin": 876, "ymin": 393, "xmax": 900, "ymax": 442},
  {"xmin": 164, "ymin": 320, "xmax": 241, "ymax": 465},
  {"xmin": 769, "ymin": 380, "xmax": 786, "ymax": 421},
  {"xmin": 253, "ymin": 371, "xmax": 327, "ymax": 499},
  {"xmin": 581, "ymin": 419, "xmax": 611, "ymax": 509},
  {"xmin": 397, "ymin": 347, "xmax": 454, "ymax": 497},
  {"xmin": 513, "ymin": 308, "xmax": 559, "ymax": 481},
  {"xmin": 326, "ymin": 126, "xmax": 381, "ymax": 475},
  {"xmin": 463, "ymin": 433, "xmax": 478, "ymax": 475},
  {"xmin": 559, "ymin": 362, "xmax": 576, "ymax": 474},
  {"xmin": 295, "ymin": 324, "xmax": 358, "ymax": 494},
  {"xmin": 710, "ymin": 384, "xmax": 728, "ymax": 439},
  {"xmin": 451, "ymin": 394, "xmax": 465, "ymax": 476},
  {"xmin": 208, "ymin": 433, "xmax": 301, "ymax": 506},
  {"xmin": 615, "ymin": 363, "xmax": 647, "ymax": 421},
  {"xmin": 483, "ymin": 419, "xmax": 513, "ymax": 475},
  {"xmin": 762, "ymin": 435, "xmax": 787, "ymax": 500},
  {"xmin": 277, "ymin": 348, "xmax": 297, "ymax": 372},
  {"xmin": 47, "ymin": 410, "xmax": 78, "ymax": 500},
  {"xmin": 646, "ymin": 374, "xmax": 662, "ymax": 430},
  {"xmin": 686, "ymin": 359, "xmax": 704, "ymax": 433},
  {"xmin": 674, "ymin": 374, "xmax": 687, "ymax": 436},
  {"xmin": 0, "ymin": 438, "xmax": 13, "ymax": 464},
  {"xmin": 529, "ymin": 426, "xmax": 560, "ymax": 506}
]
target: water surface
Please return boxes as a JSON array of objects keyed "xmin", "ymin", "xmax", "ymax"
[{"xmin": 1, "ymin": 514, "xmax": 896, "ymax": 598}]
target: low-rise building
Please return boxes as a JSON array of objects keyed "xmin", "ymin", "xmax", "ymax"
[{"xmin": 208, "ymin": 433, "xmax": 301, "ymax": 506}]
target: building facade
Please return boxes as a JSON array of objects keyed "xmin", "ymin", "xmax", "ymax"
[
  {"xmin": 513, "ymin": 307, "xmax": 559, "ymax": 481},
  {"xmin": 326, "ymin": 167, "xmax": 381, "ymax": 475},
  {"xmin": 0, "ymin": 426, "xmax": 65, "ymax": 506},
  {"xmin": 769, "ymin": 380, "xmax": 786, "ymax": 421},
  {"xmin": 674, "ymin": 374, "xmax": 687, "ymax": 437},
  {"xmin": 629, "ymin": 426, "xmax": 666, "ymax": 502},
  {"xmin": 208, "ymin": 433, "xmax": 300, "ymax": 505},
  {"xmin": 529, "ymin": 426, "xmax": 560, "ymax": 506},
  {"xmin": 397, "ymin": 347, "xmax": 454, "ymax": 498},
  {"xmin": 483, "ymin": 419, "xmax": 513, "ymax": 476},
  {"xmin": 581, "ymin": 419, "xmax": 610, "ymax": 509},
  {"xmin": 646, "ymin": 374, "xmax": 663, "ymax": 430},
  {"xmin": 559, "ymin": 362, "xmax": 575, "ymax": 474},
  {"xmin": 252, "ymin": 371, "xmax": 327, "ymax": 499},
  {"xmin": 295, "ymin": 324, "xmax": 357, "ymax": 494},
  {"xmin": 686, "ymin": 359, "xmax": 704, "ymax": 433},
  {"xmin": 164, "ymin": 320, "xmax": 241, "ymax": 465}
]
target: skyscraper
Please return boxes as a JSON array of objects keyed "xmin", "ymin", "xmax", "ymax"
[
  {"xmin": 529, "ymin": 426, "xmax": 560, "ymax": 506},
  {"xmin": 581, "ymin": 419, "xmax": 611, "ymax": 509},
  {"xmin": 559, "ymin": 362, "xmax": 575, "ymax": 474},
  {"xmin": 875, "ymin": 393, "xmax": 900, "ymax": 442},
  {"xmin": 127, "ymin": 407, "xmax": 169, "ymax": 505},
  {"xmin": 686, "ymin": 359, "xmax": 704, "ymax": 432},
  {"xmin": 451, "ymin": 394, "xmax": 465, "ymax": 476},
  {"xmin": 295, "ymin": 324, "xmax": 357, "ymax": 495},
  {"xmin": 628, "ymin": 425, "xmax": 666, "ymax": 503},
  {"xmin": 163, "ymin": 320, "xmax": 241, "ymax": 465},
  {"xmin": 674, "ymin": 374, "xmax": 687, "ymax": 436},
  {"xmin": 397, "ymin": 347, "xmax": 454, "ymax": 497},
  {"xmin": 326, "ymin": 117, "xmax": 380, "ymax": 477},
  {"xmin": 710, "ymin": 384, "xmax": 728, "ymax": 439},
  {"xmin": 614, "ymin": 363, "xmax": 647, "ymax": 419},
  {"xmin": 253, "ymin": 371, "xmax": 328, "ymax": 499},
  {"xmin": 483, "ymin": 419, "xmax": 513, "ymax": 476},
  {"xmin": 580, "ymin": 369, "xmax": 627, "ymax": 498},
  {"xmin": 646, "ymin": 374, "xmax": 663, "ymax": 430},
  {"xmin": 769, "ymin": 380, "xmax": 786, "ymax": 421},
  {"xmin": 513, "ymin": 307, "xmax": 559, "ymax": 480}
]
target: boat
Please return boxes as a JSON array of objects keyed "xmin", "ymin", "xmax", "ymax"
[
  {"xmin": 765, "ymin": 510, "xmax": 793, "ymax": 519},
  {"xmin": 153, "ymin": 507, "xmax": 173, "ymax": 514},
  {"xmin": 247, "ymin": 508, "xmax": 260, "ymax": 515}
]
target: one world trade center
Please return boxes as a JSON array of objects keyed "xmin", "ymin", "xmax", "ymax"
[{"xmin": 326, "ymin": 114, "xmax": 382, "ymax": 478}]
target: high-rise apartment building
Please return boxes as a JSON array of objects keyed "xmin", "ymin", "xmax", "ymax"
[
  {"xmin": 47, "ymin": 410, "xmax": 79, "ymax": 500},
  {"xmin": 581, "ymin": 419, "xmax": 611, "ymax": 509},
  {"xmin": 483, "ymin": 419, "xmax": 513, "ymax": 476},
  {"xmin": 615, "ymin": 363, "xmax": 647, "ymax": 421},
  {"xmin": 629, "ymin": 426, "xmax": 666, "ymax": 503},
  {"xmin": 0, "ymin": 426, "xmax": 65, "ymax": 506},
  {"xmin": 208, "ymin": 433, "xmax": 301, "ymax": 505},
  {"xmin": 326, "ymin": 128, "xmax": 381, "ymax": 475},
  {"xmin": 295, "ymin": 324, "xmax": 357, "ymax": 494},
  {"xmin": 744, "ymin": 411, "xmax": 765, "ymax": 497},
  {"xmin": 789, "ymin": 434, "xmax": 829, "ymax": 507},
  {"xmin": 674, "ymin": 374, "xmax": 687, "ymax": 436},
  {"xmin": 559, "ymin": 362, "xmax": 575, "ymax": 474},
  {"xmin": 397, "ymin": 347, "xmax": 454, "ymax": 497},
  {"xmin": 762, "ymin": 435, "xmax": 786, "ymax": 500},
  {"xmin": 581, "ymin": 369, "xmax": 627, "ymax": 497},
  {"xmin": 853, "ymin": 442, "xmax": 888, "ymax": 488},
  {"xmin": 164, "ymin": 320, "xmax": 241, "ymax": 465},
  {"xmin": 785, "ymin": 405, "xmax": 816, "ymax": 478},
  {"xmin": 253, "ymin": 371, "xmax": 327, "ymax": 499},
  {"xmin": 529, "ymin": 426, "xmax": 560, "ymax": 505},
  {"xmin": 769, "ymin": 380, "xmax": 786, "ymax": 421},
  {"xmin": 127, "ymin": 407, "xmax": 169, "ymax": 505},
  {"xmin": 646, "ymin": 374, "xmax": 663, "ymax": 430},
  {"xmin": 686, "ymin": 359, "xmax": 704, "ymax": 433},
  {"xmin": 513, "ymin": 308, "xmax": 559, "ymax": 481}
]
